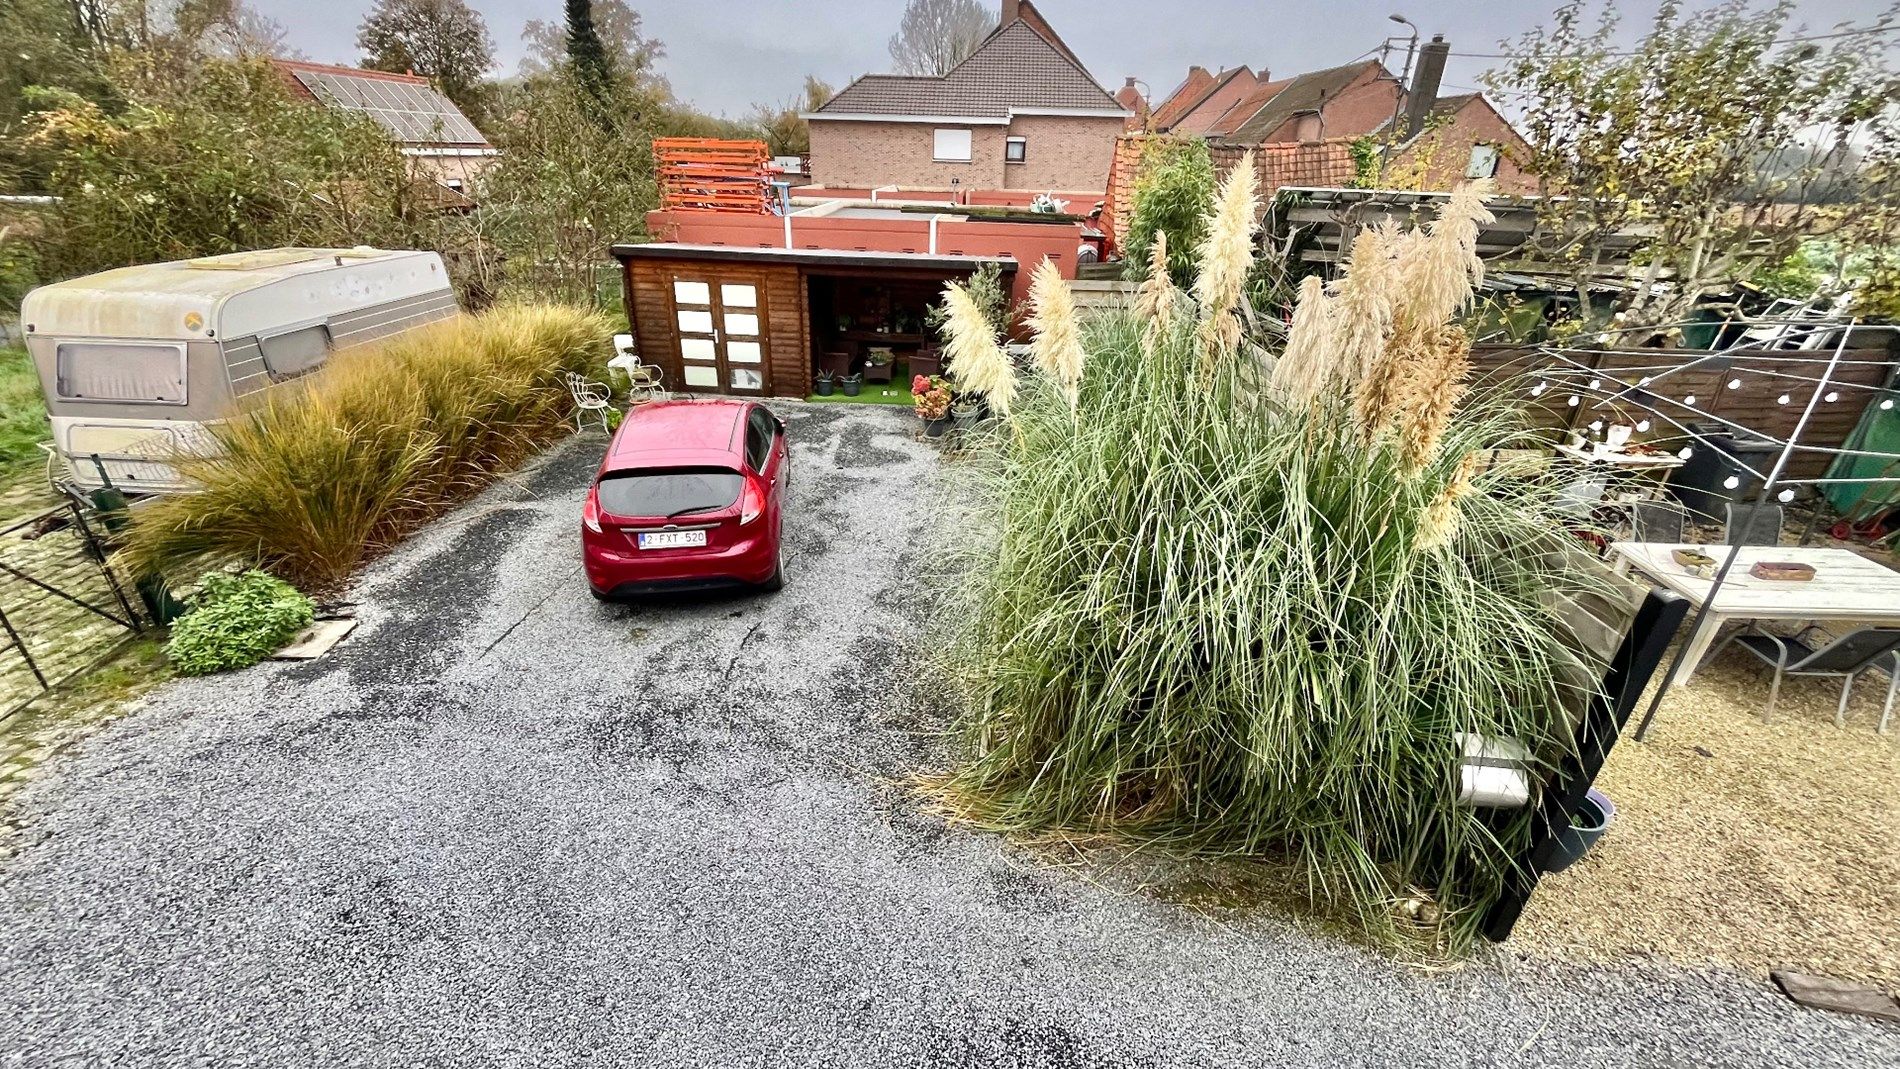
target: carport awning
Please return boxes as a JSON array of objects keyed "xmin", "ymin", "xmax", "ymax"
[{"xmin": 610, "ymin": 243, "xmax": 1018, "ymax": 274}]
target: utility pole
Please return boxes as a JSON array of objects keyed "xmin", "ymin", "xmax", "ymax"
[{"xmin": 1379, "ymin": 13, "xmax": 1419, "ymax": 185}]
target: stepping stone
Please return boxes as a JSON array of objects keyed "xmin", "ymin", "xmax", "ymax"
[
  {"xmin": 1771, "ymin": 971, "xmax": 1900, "ymax": 1023},
  {"xmin": 271, "ymin": 619, "xmax": 358, "ymax": 661}
]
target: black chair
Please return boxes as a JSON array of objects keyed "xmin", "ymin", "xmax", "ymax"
[
  {"xmin": 1724, "ymin": 502, "xmax": 1783, "ymax": 546},
  {"xmin": 1711, "ymin": 624, "xmax": 1900, "ymax": 723},
  {"xmin": 1630, "ymin": 499, "xmax": 1686, "ymax": 543}
]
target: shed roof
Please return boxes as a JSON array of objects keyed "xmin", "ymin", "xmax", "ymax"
[
  {"xmin": 611, "ymin": 244, "xmax": 1019, "ymax": 274},
  {"xmin": 812, "ymin": 15, "xmax": 1121, "ymax": 120}
]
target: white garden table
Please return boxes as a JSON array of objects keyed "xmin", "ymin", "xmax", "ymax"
[{"xmin": 1606, "ymin": 542, "xmax": 1900, "ymax": 687}]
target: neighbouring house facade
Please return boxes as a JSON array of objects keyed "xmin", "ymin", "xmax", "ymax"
[
  {"xmin": 1110, "ymin": 34, "xmax": 1533, "ymax": 232},
  {"xmin": 271, "ymin": 59, "xmax": 498, "ymax": 197},
  {"xmin": 805, "ymin": 1, "xmax": 1131, "ymax": 194}
]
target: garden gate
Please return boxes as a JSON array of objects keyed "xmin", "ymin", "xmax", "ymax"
[{"xmin": 0, "ymin": 500, "xmax": 145, "ymax": 719}]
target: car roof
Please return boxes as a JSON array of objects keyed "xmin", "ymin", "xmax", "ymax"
[{"xmin": 604, "ymin": 399, "xmax": 750, "ymax": 471}]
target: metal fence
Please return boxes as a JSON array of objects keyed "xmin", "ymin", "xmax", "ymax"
[{"xmin": 0, "ymin": 500, "xmax": 145, "ymax": 720}]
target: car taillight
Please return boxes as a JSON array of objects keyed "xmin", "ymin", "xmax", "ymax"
[
  {"xmin": 739, "ymin": 479, "xmax": 764, "ymax": 526},
  {"xmin": 582, "ymin": 485, "xmax": 603, "ymax": 533}
]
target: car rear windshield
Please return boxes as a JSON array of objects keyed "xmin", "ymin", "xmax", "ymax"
[{"xmin": 596, "ymin": 468, "xmax": 742, "ymax": 519}]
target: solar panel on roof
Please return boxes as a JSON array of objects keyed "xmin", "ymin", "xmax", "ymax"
[{"xmin": 289, "ymin": 68, "xmax": 487, "ymax": 146}]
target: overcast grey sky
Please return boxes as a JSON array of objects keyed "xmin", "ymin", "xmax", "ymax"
[{"xmin": 253, "ymin": 0, "xmax": 1896, "ymax": 118}]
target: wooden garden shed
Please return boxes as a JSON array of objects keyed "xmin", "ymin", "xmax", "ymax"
[{"xmin": 611, "ymin": 243, "xmax": 1017, "ymax": 399}]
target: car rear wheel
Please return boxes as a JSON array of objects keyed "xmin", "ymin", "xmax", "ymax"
[{"xmin": 760, "ymin": 546, "xmax": 785, "ymax": 592}]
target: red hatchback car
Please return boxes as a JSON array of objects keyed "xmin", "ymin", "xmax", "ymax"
[{"xmin": 581, "ymin": 399, "xmax": 789, "ymax": 599}]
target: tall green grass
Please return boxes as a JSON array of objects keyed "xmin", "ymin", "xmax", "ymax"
[
  {"xmin": 0, "ymin": 347, "xmax": 50, "ymax": 479},
  {"xmin": 930, "ymin": 311, "xmax": 1597, "ymax": 951},
  {"xmin": 119, "ymin": 305, "xmax": 611, "ymax": 591}
]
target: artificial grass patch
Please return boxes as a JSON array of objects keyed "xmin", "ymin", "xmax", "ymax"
[{"xmin": 805, "ymin": 385, "xmax": 916, "ymax": 406}]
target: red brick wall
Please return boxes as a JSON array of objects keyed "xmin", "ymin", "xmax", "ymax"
[
  {"xmin": 1002, "ymin": 114, "xmax": 1123, "ymax": 192},
  {"xmin": 1390, "ymin": 98, "xmax": 1536, "ymax": 195},
  {"xmin": 808, "ymin": 120, "xmax": 1008, "ymax": 188},
  {"xmin": 809, "ymin": 115, "xmax": 1120, "ymax": 192}
]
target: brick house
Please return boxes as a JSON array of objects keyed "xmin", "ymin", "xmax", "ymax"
[
  {"xmin": 1121, "ymin": 35, "xmax": 1532, "ymax": 219},
  {"xmin": 805, "ymin": 1, "xmax": 1130, "ymax": 193}
]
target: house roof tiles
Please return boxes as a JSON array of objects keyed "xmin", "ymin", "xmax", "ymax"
[{"xmin": 815, "ymin": 16, "xmax": 1121, "ymax": 119}]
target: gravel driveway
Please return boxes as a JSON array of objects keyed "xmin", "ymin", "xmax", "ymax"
[{"xmin": 0, "ymin": 402, "xmax": 1893, "ymax": 1068}]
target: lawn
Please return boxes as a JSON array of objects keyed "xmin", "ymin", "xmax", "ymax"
[
  {"xmin": 0, "ymin": 348, "xmax": 49, "ymax": 479},
  {"xmin": 806, "ymin": 384, "xmax": 917, "ymax": 406}
]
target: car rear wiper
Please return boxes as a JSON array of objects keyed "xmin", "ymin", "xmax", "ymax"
[{"xmin": 665, "ymin": 504, "xmax": 722, "ymax": 518}]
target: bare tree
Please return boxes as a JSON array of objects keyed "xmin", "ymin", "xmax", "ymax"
[
  {"xmin": 356, "ymin": 0, "xmax": 494, "ymax": 109},
  {"xmin": 519, "ymin": 0, "xmax": 664, "ymax": 88},
  {"xmin": 888, "ymin": 0, "xmax": 996, "ymax": 76}
]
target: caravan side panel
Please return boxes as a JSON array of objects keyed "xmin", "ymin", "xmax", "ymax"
[{"xmin": 225, "ymin": 288, "xmax": 459, "ymax": 399}]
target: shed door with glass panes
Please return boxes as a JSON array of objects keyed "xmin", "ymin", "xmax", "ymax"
[{"xmin": 669, "ymin": 275, "xmax": 768, "ymax": 395}]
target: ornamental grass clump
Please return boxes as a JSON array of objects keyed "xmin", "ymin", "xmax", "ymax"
[
  {"xmin": 931, "ymin": 179, "xmax": 1594, "ymax": 950},
  {"xmin": 119, "ymin": 304, "xmax": 612, "ymax": 591}
]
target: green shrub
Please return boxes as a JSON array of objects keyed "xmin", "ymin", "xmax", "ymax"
[
  {"xmin": 119, "ymin": 304, "xmax": 612, "ymax": 591},
  {"xmin": 164, "ymin": 571, "xmax": 314, "ymax": 676},
  {"xmin": 1120, "ymin": 137, "xmax": 1216, "ymax": 290},
  {"xmin": 933, "ymin": 177, "xmax": 1597, "ymax": 952},
  {"xmin": 0, "ymin": 348, "xmax": 50, "ymax": 478}
]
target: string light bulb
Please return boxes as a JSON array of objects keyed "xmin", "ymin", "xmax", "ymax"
[
  {"xmin": 1777, "ymin": 489, "xmax": 1795, "ymax": 503},
  {"xmin": 1636, "ymin": 419, "xmax": 1651, "ymax": 432},
  {"xmin": 1777, "ymin": 394, "xmax": 1791, "ymax": 405},
  {"xmin": 1727, "ymin": 378, "xmax": 1741, "ymax": 389},
  {"xmin": 1683, "ymin": 394, "xmax": 1697, "ymax": 406},
  {"xmin": 1723, "ymin": 475, "xmax": 1741, "ymax": 489}
]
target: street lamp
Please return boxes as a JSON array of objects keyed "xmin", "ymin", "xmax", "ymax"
[{"xmin": 1380, "ymin": 14, "xmax": 1420, "ymax": 182}]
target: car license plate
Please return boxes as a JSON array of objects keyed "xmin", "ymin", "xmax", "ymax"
[{"xmin": 638, "ymin": 529, "xmax": 707, "ymax": 550}]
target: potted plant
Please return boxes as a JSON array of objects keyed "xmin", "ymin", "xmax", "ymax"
[
  {"xmin": 952, "ymin": 390, "xmax": 983, "ymax": 431},
  {"xmin": 864, "ymin": 346, "xmax": 896, "ymax": 384},
  {"xmin": 913, "ymin": 375, "xmax": 953, "ymax": 438},
  {"xmin": 814, "ymin": 369, "xmax": 835, "ymax": 396},
  {"xmin": 841, "ymin": 372, "xmax": 863, "ymax": 397}
]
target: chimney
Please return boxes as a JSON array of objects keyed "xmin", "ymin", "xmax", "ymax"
[
  {"xmin": 1402, "ymin": 34, "xmax": 1449, "ymax": 139},
  {"xmin": 1001, "ymin": 1, "xmax": 1024, "ymax": 26}
]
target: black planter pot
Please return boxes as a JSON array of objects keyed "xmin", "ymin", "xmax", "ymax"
[
  {"xmin": 841, "ymin": 374, "xmax": 863, "ymax": 397},
  {"xmin": 814, "ymin": 377, "xmax": 835, "ymax": 396},
  {"xmin": 952, "ymin": 405, "xmax": 981, "ymax": 431},
  {"xmin": 924, "ymin": 416, "xmax": 950, "ymax": 438}
]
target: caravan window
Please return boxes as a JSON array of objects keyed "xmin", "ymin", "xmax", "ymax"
[
  {"xmin": 259, "ymin": 324, "xmax": 332, "ymax": 379},
  {"xmin": 55, "ymin": 342, "xmax": 187, "ymax": 404}
]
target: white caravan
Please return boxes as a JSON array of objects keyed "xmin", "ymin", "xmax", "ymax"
[{"xmin": 20, "ymin": 247, "xmax": 458, "ymax": 492}]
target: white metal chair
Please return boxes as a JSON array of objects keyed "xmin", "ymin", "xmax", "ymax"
[{"xmin": 564, "ymin": 372, "xmax": 614, "ymax": 432}]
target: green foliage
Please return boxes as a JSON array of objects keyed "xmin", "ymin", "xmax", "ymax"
[
  {"xmin": 933, "ymin": 312, "xmax": 1596, "ymax": 950},
  {"xmin": 1349, "ymin": 137, "xmax": 1381, "ymax": 189},
  {"xmin": 1483, "ymin": 0, "xmax": 1900, "ymax": 324},
  {"xmin": 466, "ymin": 71, "xmax": 664, "ymax": 305},
  {"xmin": 1121, "ymin": 137, "xmax": 1216, "ymax": 289},
  {"xmin": 164, "ymin": 570, "xmax": 314, "ymax": 676},
  {"xmin": 927, "ymin": 261, "xmax": 1008, "ymax": 337},
  {"xmin": 1755, "ymin": 238, "xmax": 1900, "ymax": 320},
  {"xmin": 564, "ymin": 0, "xmax": 615, "ymax": 103},
  {"xmin": 0, "ymin": 348, "xmax": 50, "ymax": 478},
  {"xmin": 17, "ymin": 57, "xmax": 437, "ymax": 282},
  {"xmin": 356, "ymin": 0, "xmax": 496, "ymax": 113},
  {"xmin": 119, "ymin": 305, "xmax": 612, "ymax": 591},
  {"xmin": 0, "ymin": 234, "xmax": 40, "ymax": 314}
]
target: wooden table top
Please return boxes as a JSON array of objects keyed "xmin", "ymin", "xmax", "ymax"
[{"xmin": 1608, "ymin": 542, "xmax": 1900, "ymax": 618}]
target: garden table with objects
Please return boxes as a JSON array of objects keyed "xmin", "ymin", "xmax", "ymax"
[{"xmin": 1607, "ymin": 541, "xmax": 1900, "ymax": 686}]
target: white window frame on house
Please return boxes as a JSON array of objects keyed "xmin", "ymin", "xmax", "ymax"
[
  {"xmin": 1466, "ymin": 143, "xmax": 1501, "ymax": 179},
  {"xmin": 1005, "ymin": 136, "xmax": 1027, "ymax": 163},
  {"xmin": 933, "ymin": 128, "xmax": 973, "ymax": 163}
]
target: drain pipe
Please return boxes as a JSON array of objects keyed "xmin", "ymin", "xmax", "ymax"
[
  {"xmin": 784, "ymin": 213, "xmax": 794, "ymax": 249},
  {"xmin": 929, "ymin": 215, "xmax": 939, "ymax": 255},
  {"xmin": 870, "ymin": 184, "xmax": 899, "ymax": 203}
]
